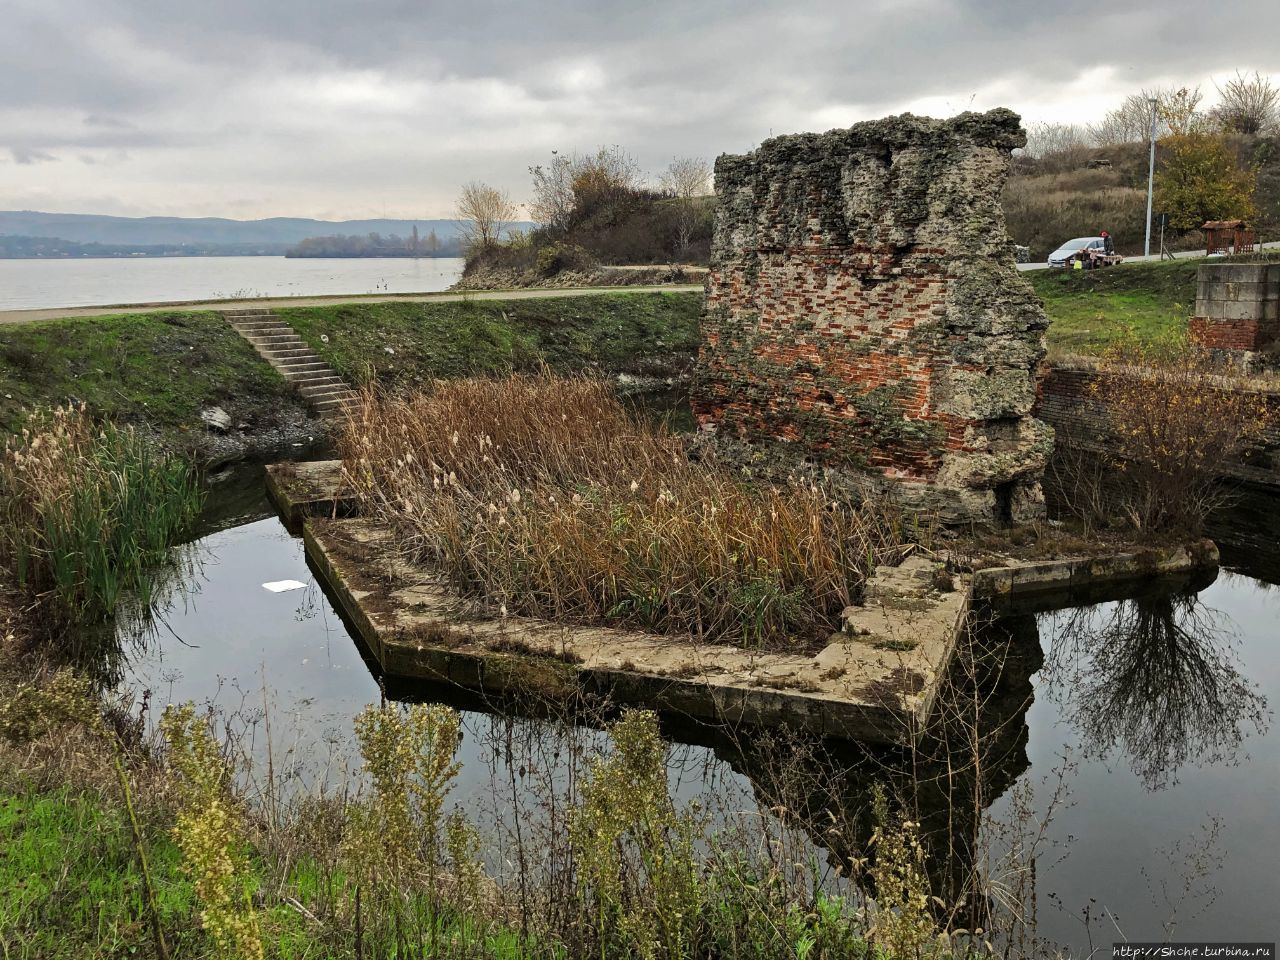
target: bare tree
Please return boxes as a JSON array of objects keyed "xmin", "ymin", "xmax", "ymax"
[
  {"xmin": 660, "ymin": 156, "xmax": 712, "ymax": 259},
  {"xmin": 1088, "ymin": 87, "xmax": 1205, "ymax": 145},
  {"xmin": 528, "ymin": 152, "xmax": 576, "ymax": 235},
  {"xmin": 1020, "ymin": 122, "xmax": 1093, "ymax": 160},
  {"xmin": 1211, "ymin": 70, "xmax": 1280, "ymax": 135},
  {"xmin": 454, "ymin": 181, "xmax": 517, "ymax": 250}
]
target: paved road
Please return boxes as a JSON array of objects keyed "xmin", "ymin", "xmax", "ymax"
[
  {"xmin": 1017, "ymin": 239, "xmax": 1280, "ymax": 272},
  {"xmin": 0, "ymin": 283, "xmax": 705, "ymax": 326}
]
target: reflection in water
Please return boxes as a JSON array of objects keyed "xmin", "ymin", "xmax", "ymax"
[
  {"xmin": 72, "ymin": 540, "xmax": 206, "ymax": 689},
  {"xmin": 1039, "ymin": 589, "xmax": 1269, "ymax": 789},
  {"xmin": 708, "ymin": 613, "xmax": 1042, "ymax": 929},
  {"xmin": 102, "ymin": 457, "xmax": 1280, "ymax": 951}
]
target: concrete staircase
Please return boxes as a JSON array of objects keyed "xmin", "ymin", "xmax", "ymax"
[{"xmin": 222, "ymin": 309, "xmax": 358, "ymax": 419}]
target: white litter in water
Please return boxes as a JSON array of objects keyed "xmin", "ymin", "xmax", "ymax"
[{"xmin": 262, "ymin": 580, "xmax": 307, "ymax": 593}]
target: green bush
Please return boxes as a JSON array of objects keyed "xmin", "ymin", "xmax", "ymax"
[{"xmin": 0, "ymin": 405, "xmax": 202, "ymax": 635}]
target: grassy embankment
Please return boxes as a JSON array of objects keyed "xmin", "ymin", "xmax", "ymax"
[
  {"xmin": 0, "ymin": 292, "xmax": 703, "ymax": 455},
  {"xmin": 278, "ymin": 291, "xmax": 702, "ymax": 387},
  {"xmin": 0, "ymin": 311, "xmax": 297, "ymax": 444},
  {"xmin": 1032, "ymin": 255, "xmax": 1205, "ymax": 356}
]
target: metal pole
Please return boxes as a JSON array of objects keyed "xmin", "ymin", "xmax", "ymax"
[{"xmin": 1144, "ymin": 97, "xmax": 1158, "ymax": 258}]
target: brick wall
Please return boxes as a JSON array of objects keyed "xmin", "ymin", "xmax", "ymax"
[{"xmin": 694, "ymin": 110, "xmax": 1052, "ymax": 523}]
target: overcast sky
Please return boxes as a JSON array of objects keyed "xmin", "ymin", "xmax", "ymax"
[{"xmin": 2, "ymin": 0, "xmax": 1278, "ymax": 221}]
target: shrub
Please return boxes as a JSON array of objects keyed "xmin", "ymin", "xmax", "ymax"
[
  {"xmin": 570, "ymin": 709, "xmax": 703, "ymax": 957},
  {"xmin": 162, "ymin": 702, "xmax": 263, "ymax": 960},
  {"xmin": 1085, "ymin": 341, "xmax": 1273, "ymax": 533},
  {"xmin": 536, "ymin": 242, "xmax": 595, "ymax": 278},
  {"xmin": 0, "ymin": 405, "xmax": 202, "ymax": 635},
  {"xmin": 338, "ymin": 376, "xmax": 914, "ymax": 649},
  {"xmin": 344, "ymin": 702, "xmax": 465, "ymax": 894}
]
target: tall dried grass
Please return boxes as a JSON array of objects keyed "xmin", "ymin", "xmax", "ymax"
[{"xmin": 338, "ymin": 376, "xmax": 918, "ymax": 649}]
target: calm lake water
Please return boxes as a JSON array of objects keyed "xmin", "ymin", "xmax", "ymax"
[
  {"xmin": 0, "ymin": 256, "xmax": 465, "ymax": 310},
  {"xmin": 114, "ymin": 460, "xmax": 1280, "ymax": 953}
]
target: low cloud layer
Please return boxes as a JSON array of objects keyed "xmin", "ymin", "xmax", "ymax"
[{"xmin": 3, "ymin": 0, "xmax": 1278, "ymax": 219}]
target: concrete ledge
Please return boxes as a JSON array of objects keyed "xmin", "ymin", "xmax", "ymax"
[
  {"xmin": 273, "ymin": 459, "xmax": 1223, "ymax": 745},
  {"xmin": 265, "ymin": 460, "xmax": 354, "ymax": 530},
  {"xmin": 302, "ymin": 517, "xmax": 970, "ymax": 746},
  {"xmin": 972, "ymin": 539, "xmax": 1219, "ymax": 608}
]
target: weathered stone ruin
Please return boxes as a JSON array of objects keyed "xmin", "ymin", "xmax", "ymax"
[{"xmin": 693, "ymin": 109, "xmax": 1052, "ymax": 523}]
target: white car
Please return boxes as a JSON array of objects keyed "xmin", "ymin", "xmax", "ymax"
[{"xmin": 1047, "ymin": 236, "xmax": 1109, "ymax": 268}]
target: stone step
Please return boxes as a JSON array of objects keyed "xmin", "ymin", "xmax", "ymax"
[
  {"xmin": 313, "ymin": 399, "xmax": 359, "ymax": 417},
  {"xmin": 291, "ymin": 376, "xmax": 345, "ymax": 389},
  {"xmin": 232, "ymin": 323, "xmax": 291, "ymax": 335},
  {"xmin": 246, "ymin": 334, "xmax": 307, "ymax": 348},
  {"xmin": 295, "ymin": 377, "xmax": 347, "ymax": 392},
  {"xmin": 222, "ymin": 311, "xmax": 355, "ymax": 421},
  {"xmin": 300, "ymin": 385, "xmax": 356, "ymax": 401}
]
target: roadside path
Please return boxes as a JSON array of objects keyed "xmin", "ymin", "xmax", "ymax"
[
  {"xmin": 0, "ymin": 283, "xmax": 704, "ymax": 325},
  {"xmin": 7, "ymin": 239, "xmax": 1278, "ymax": 321},
  {"xmin": 1017, "ymin": 239, "xmax": 1280, "ymax": 272}
]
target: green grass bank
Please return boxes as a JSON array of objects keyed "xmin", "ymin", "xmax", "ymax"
[
  {"xmin": 0, "ymin": 310, "xmax": 297, "ymax": 446},
  {"xmin": 1028, "ymin": 254, "xmax": 1280, "ymax": 355},
  {"xmin": 0, "ymin": 292, "xmax": 703, "ymax": 460},
  {"xmin": 1029, "ymin": 256, "xmax": 1204, "ymax": 355},
  {"xmin": 3, "ymin": 268, "xmax": 1250, "ymax": 456},
  {"xmin": 277, "ymin": 290, "xmax": 702, "ymax": 387}
]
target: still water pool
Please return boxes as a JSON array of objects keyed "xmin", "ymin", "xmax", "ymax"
[{"xmin": 119, "ymin": 460, "xmax": 1280, "ymax": 951}]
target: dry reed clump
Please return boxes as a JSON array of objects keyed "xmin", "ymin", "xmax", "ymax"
[
  {"xmin": 338, "ymin": 376, "xmax": 913, "ymax": 649},
  {"xmin": 0, "ymin": 404, "xmax": 202, "ymax": 636}
]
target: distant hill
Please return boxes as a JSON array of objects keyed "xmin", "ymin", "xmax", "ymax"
[{"xmin": 0, "ymin": 210, "xmax": 534, "ymax": 257}]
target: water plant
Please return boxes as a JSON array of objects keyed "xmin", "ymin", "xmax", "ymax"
[
  {"xmin": 0, "ymin": 404, "xmax": 202, "ymax": 637},
  {"xmin": 339, "ymin": 375, "xmax": 919, "ymax": 649}
]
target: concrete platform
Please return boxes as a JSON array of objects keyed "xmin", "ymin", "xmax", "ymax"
[
  {"xmin": 275, "ymin": 459, "xmax": 1223, "ymax": 746},
  {"xmin": 303, "ymin": 517, "xmax": 970, "ymax": 745},
  {"xmin": 265, "ymin": 460, "xmax": 355, "ymax": 530}
]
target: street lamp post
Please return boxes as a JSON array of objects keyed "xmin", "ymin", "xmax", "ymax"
[{"xmin": 1144, "ymin": 97, "xmax": 1158, "ymax": 258}]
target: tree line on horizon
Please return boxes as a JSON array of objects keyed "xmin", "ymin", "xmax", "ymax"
[{"xmin": 284, "ymin": 226, "xmax": 466, "ymax": 258}]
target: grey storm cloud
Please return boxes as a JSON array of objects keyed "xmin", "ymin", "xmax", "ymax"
[{"xmin": 2, "ymin": 0, "xmax": 1278, "ymax": 217}]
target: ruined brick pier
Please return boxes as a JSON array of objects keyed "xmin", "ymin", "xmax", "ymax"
[{"xmin": 693, "ymin": 109, "xmax": 1052, "ymax": 523}]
